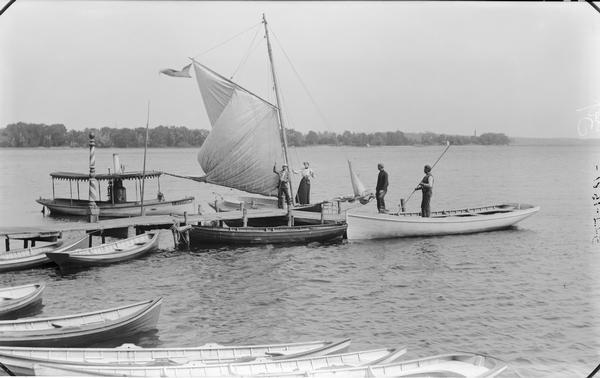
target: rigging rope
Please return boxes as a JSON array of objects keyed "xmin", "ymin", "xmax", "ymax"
[
  {"xmin": 192, "ymin": 22, "xmax": 262, "ymax": 59},
  {"xmin": 270, "ymin": 28, "xmax": 335, "ymax": 131},
  {"xmin": 230, "ymin": 26, "xmax": 263, "ymax": 80}
]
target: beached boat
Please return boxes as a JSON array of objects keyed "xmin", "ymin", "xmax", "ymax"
[
  {"xmin": 187, "ymin": 222, "xmax": 347, "ymax": 246},
  {"xmin": 30, "ymin": 346, "xmax": 406, "ymax": 377},
  {"xmin": 0, "ymin": 236, "xmax": 91, "ymax": 272},
  {"xmin": 347, "ymin": 203, "xmax": 540, "ymax": 240},
  {"xmin": 45, "ymin": 233, "xmax": 159, "ymax": 269},
  {"xmin": 0, "ymin": 298, "xmax": 162, "ymax": 347},
  {"xmin": 0, "ymin": 338, "xmax": 351, "ymax": 375},
  {"xmin": 33, "ymin": 352, "xmax": 506, "ymax": 377},
  {"xmin": 0, "ymin": 283, "xmax": 45, "ymax": 319},
  {"xmin": 37, "ymin": 170, "xmax": 194, "ymax": 218}
]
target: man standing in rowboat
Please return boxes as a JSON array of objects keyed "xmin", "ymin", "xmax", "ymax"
[
  {"xmin": 376, "ymin": 163, "xmax": 388, "ymax": 213},
  {"xmin": 415, "ymin": 165, "xmax": 434, "ymax": 217},
  {"xmin": 273, "ymin": 163, "xmax": 292, "ymax": 209}
]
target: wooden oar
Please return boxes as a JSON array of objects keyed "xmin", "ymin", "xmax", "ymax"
[{"xmin": 401, "ymin": 141, "xmax": 451, "ymax": 210}]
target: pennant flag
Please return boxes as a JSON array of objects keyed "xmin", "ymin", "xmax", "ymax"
[{"xmin": 159, "ymin": 64, "xmax": 192, "ymax": 78}]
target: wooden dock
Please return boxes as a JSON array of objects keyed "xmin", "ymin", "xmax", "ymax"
[{"xmin": 0, "ymin": 207, "xmax": 345, "ymax": 249}]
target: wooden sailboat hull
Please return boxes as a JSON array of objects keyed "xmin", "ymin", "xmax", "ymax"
[
  {"xmin": 347, "ymin": 203, "xmax": 540, "ymax": 240},
  {"xmin": 209, "ymin": 196, "xmax": 322, "ymax": 214},
  {"xmin": 188, "ymin": 223, "xmax": 347, "ymax": 245},
  {"xmin": 28, "ymin": 346, "xmax": 406, "ymax": 377},
  {"xmin": 0, "ymin": 339, "xmax": 351, "ymax": 376},
  {"xmin": 36, "ymin": 197, "xmax": 194, "ymax": 218},
  {"xmin": 0, "ymin": 283, "xmax": 45, "ymax": 319},
  {"xmin": 0, "ymin": 298, "xmax": 162, "ymax": 347},
  {"xmin": 33, "ymin": 352, "xmax": 506, "ymax": 378},
  {"xmin": 46, "ymin": 233, "xmax": 159, "ymax": 269}
]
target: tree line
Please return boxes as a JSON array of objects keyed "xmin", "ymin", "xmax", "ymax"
[{"xmin": 0, "ymin": 122, "xmax": 510, "ymax": 148}]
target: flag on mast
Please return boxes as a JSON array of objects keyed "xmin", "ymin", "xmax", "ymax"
[{"xmin": 159, "ymin": 64, "xmax": 192, "ymax": 78}]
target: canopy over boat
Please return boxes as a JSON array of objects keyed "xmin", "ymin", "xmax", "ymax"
[{"xmin": 49, "ymin": 171, "xmax": 163, "ymax": 182}]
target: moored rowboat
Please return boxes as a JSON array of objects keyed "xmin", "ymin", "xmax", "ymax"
[
  {"xmin": 0, "ymin": 283, "xmax": 45, "ymax": 318},
  {"xmin": 32, "ymin": 352, "xmax": 507, "ymax": 377},
  {"xmin": 0, "ymin": 237, "xmax": 90, "ymax": 272},
  {"xmin": 45, "ymin": 233, "xmax": 159, "ymax": 269},
  {"xmin": 29, "ymin": 346, "xmax": 407, "ymax": 377},
  {"xmin": 187, "ymin": 223, "xmax": 347, "ymax": 246},
  {"xmin": 347, "ymin": 203, "xmax": 540, "ymax": 240},
  {"xmin": 0, "ymin": 339, "xmax": 351, "ymax": 375},
  {"xmin": 0, "ymin": 298, "xmax": 162, "ymax": 347}
]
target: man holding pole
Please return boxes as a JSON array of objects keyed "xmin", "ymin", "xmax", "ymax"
[{"xmin": 415, "ymin": 165, "xmax": 434, "ymax": 217}]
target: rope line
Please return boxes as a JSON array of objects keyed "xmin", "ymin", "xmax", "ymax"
[
  {"xmin": 270, "ymin": 28, "xmax": 335, "ymax": 131},
  {"xmin": 230, "ymin": 26, "xmax": 263, "ymax": 80},
  {"xmin": 193, "ymin": 22, "xmax": 262, "ymax": 59}
]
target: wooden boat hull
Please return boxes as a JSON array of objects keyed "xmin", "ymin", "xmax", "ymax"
[
  {"xmin": 33, "ymin": 352, "xmax": 506, "ymax": 377},
  {"xmin": 46, "ymin": 233, "xmax": 159, "ymax": 269},
  {"xmin": 0, "ymin": 241, "xmax": 64, "ymax": 272},
  {"xmin": 188, "ymin": 223, "xmax": 347, "ymax": 245},
  {"xmin": 0, "ymin": 298, "xmax": 162, "ymax": 347},
  {"xmin": 0, "ymin": 283, "xmax": 45, "ymax": 319},
  {"xmin": 210, "ymin": 196, "xmax": 322, "ymax": 213},
  {"xmin": 347, "ymin": 203, "xmax": 540, "ymax": 240},
  {"xmin": 36, "ymin": 197, "xmax": 194, "ymax": 218},
  {"xmin": 0, "ymin": 339, "xmax": 351, "ymax": 376}
]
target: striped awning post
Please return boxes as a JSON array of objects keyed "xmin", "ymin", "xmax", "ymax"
[{"xmin": 88, "ymin": 133, "xmax": 100, "ymax": 222}]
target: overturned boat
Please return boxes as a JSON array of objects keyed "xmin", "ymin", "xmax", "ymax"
[{"xmin": 347, "ymin": 203, "xmax": 539, "ymax": 240}]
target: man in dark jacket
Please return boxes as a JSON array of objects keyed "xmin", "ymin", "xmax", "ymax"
[{"xmin": 376, "ymin": 163, "xmax": 388, "ymax": 213}]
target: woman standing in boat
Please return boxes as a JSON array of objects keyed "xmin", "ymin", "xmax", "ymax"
[
  {"xmin": 293, "ymin": 161, "xmax": 315, "ymax": 205},
  {"xmin": 415, "ymin": 165, "xmax": 434, "ymax": 217}
]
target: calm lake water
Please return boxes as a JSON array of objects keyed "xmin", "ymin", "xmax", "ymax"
[{"xmin": 0, "ymin": 145, "xmax": 599, "ymax": 377}]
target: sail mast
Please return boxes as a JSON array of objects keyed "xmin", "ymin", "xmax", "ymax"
[{"xmin": 262, "ymin": 13, "xmax": 294, "ymax": 204}]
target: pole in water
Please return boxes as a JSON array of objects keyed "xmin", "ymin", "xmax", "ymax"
[{"xmin": 140, "ymin": 101, "xmax": 150, "ymax": 216}]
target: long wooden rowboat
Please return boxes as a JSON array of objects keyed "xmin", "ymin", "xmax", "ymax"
[
  {"xmin": 0, "ymin": 298, "xmax": 162, "ymax": 347},
  {"xmin": 188, "ymin": 223, "xmax": 347, "ymax": 246},
  {"xmin": 0, "ymin": 236, "xmax": 91, "ymax": 272},
  {"xmin": 30, "ymin": 346, "xmax": 407, "ymax": 377},
  {"xmin": 347, "ymin": 203, "xmax": 540, "ymax": 240},
  {"xmin": 46, "ymin": 233, "xmax": 159, "ymax": 269},
  {"xmin": 0, "ymin": 283, "xmax": 45, "ymax": 319},
  {"xmin": 0, "ymin": 339, "xmax": 351, "ymax": 375}
]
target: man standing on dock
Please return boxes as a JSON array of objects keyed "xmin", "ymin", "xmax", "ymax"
[
  {"xmin": 376, "ymin": 163, "xmax": 388, "ymax": 213},
  {"xmin": 415, "ymin": 164, "xmax": 434, "ymax": 217},
  {"xmin": 274, "ymin": 163, "xmax": 292, "ymax": 209}
]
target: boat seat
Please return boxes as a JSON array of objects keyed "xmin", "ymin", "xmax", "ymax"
[
  {"xmin": 134, "ymin": 242, "xmax": 146, "ymax": 245},
  {"xmin": 114, "ymin": 248, "xmax": 123, "ymax": 252}
]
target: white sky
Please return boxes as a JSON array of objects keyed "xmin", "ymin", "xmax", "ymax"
[{"xmin": 1, "ymin": 1, "xmax": 599, "ymax": 138}]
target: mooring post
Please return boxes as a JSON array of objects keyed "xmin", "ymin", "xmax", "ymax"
[
  {"xmin": 88, "ymin": 233, "xmax": 93, "ymax": 248},
  {"xmin": 101, "ymin": 234, "xmax": 106, "ymax": 244},
  {"xmin": 4, "ymin": 238, "xmax": 9, "ymax": 252},
  {"xmin": 400, "ymin": 198, "xmax": 406, "ymax": 213},
  {"xmin": 320, "ymin": 204, "xmax": 325, "ymax": 224},
  {"xmin": 23, "ymin": 240, "xmax": 28, "ymax": 248},
  {"xmin": 87, "ymin": 133, "xmax": 100, "ymax": 223},
  {"xmin": 184, "ymin": 211, "xmax": 188, "ymax": 225},
  {"xmin": 287, "ymin": 207, "xmax": 293, "ymax": 226},
  {"xmin": 31, "ymin": 240, "xmax": 36, "ymax": 247},
  {"xmin": 242, "ymin": 204, "xmax": 248, "ymax": 227}
]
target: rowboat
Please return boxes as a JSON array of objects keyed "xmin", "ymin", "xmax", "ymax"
[
  {"xmin": 209, "ymin": 196, "xmax": 323, "ymax": 214},
  {"xmin": 0, "ymin": 298, "xmax": 162, "ymax": 347},
  {"xmin": 187, "ymin": 222, "xmax": 347, "ymax": 246},
  {"xmin": 0, "ymin": 283, "xmax": 45, "ymax": 319},
  {"xmin": 0, "ymin": 237, "xmax": 90, "ymax": 272},
  {"xmin": 30, "ymin": 346, "xmax": 407, "ymax": 377},
  {"xmin": 32, "ymin": 352, "xmax": 506, "ymax": 377},
  {"xmin": 45, "ymin": 233, "xmax": 159, "ymax": 269},
  {"xmin": 347, "ymin": 203, "xmax": 540, "ymax": 240},
  {"xmin": 0, "ymin": 339, "xmax": 351, "ymax": 375}
]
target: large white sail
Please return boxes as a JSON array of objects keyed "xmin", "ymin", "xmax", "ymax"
[{"xmin": 192, "ymin": 61, "xmax": 284, "ymax": 196}]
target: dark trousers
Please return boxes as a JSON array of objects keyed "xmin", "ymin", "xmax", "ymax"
[
  {"xmin": 376, "ymin": 189, "xmax": 387, "ymax": 212},
  {"xmin": 277, "ymin": 183, "xmax": 291, "ymax": 209},
  {"xmin": 421, "ymin": 190, "xmax": 432, "ymax": 217}
]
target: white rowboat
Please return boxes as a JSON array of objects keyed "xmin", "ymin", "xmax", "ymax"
[
  {"xmin": 347, "ymin": 203, "xmax": 539, "ymax": 239},
  {"xmin": 0, "ymin": 298, "xmax": 162, "ymax": 347},
  {"xmin": 33, "ymin": 353, "xmax": 507, "ymax": 378},
  {"xmin": 0, "ymin": 339, "xmax": 351, "ymax": 375},
  {"xmin": 0, "ymin": 283, "xmax": 45, "ymax": 318},
  {"xmin": 30, "ymin": 346, "xmax": 407, "ymax": 377}
]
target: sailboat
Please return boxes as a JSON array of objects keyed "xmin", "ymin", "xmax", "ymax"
[{"xmin": 178, "ymin": 15, "xmax": 348, "ymax": 245}]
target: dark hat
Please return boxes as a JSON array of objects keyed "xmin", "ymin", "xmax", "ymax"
[{"xmin": 424, "ymin": 164, "xmax": 432, "ymax": 172}]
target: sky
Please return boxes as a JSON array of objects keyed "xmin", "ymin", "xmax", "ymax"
[{"xmin": 1, "ymin": 1, "xmax": 599, "ymax": 138}]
